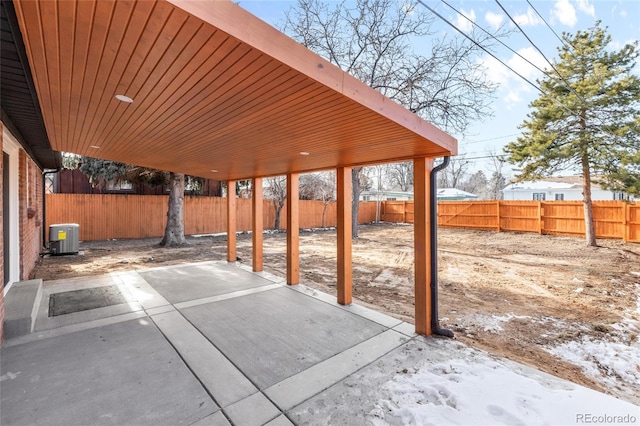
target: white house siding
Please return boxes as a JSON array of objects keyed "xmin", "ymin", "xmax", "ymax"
[{"xmin": 503, "ymin": 181, "xmax": 623, "ymax": 201}]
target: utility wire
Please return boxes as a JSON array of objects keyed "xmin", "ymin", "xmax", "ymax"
[
  {"xmin": 526, "ymin": 0, "xmax": 574, "ymax": 53},
  {"xmin": 440, "ymin": 0, "xmax": 554, "ymax": 82},
  {"xmin": 495, "ymin": 0, "xmax": 588, "ymax": 106},
  {"xmin": 415, "ymin": 0, "xmax": 543, "ymax": 95},
  {"xmin": 515, "ymin": 1, "xmax": 624, "ymax": 137},
  {"xmin": 418, "ymin": 0, "xmax": 625, "ymax": 147},
  {"xmin": 462, "ymin": 133, "xmax": 520, "ymax": 145}
]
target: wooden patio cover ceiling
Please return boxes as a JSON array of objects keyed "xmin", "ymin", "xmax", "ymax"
[{"xmin": 14, "ymin": 0, "xmax": 457, "ymax": 181}]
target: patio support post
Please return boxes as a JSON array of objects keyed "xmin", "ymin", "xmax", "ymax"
[
  {"xmin": 252, "ymin": 177, "xmax": 263, "ymax": 272},
  {"xmin": 414, "ymin": 157, "xmax": 433, "ymax": 335},
  {"xmin": 227, "ymin": 180, "xmax": 236, "ymax": 262},
  {"xmin": 337, "ymin": 166, "xmax": 352, "ymax": 305},
  {"xmin": 286, "ymin": 173, "xmax": 300, "ymax": 285}
]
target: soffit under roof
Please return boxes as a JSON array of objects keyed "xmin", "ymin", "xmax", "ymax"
[
  {"xmin": 13, "ymin": 0, "xmax": 456, "ymax": 180},
  {"xmin": 1, "ymin": 0, "xmax": 60, "ymax": 169}
]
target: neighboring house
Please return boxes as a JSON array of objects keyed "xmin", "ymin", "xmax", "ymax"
[
  {"xmin": 1, "ymin": 0, "xmax": 62, "ymax": 342},
  {"xmin": 437, "ymin": 188, "xmax": 479, "ymax": 201},
  {"xmin": 51, "ymin": 169, "xmax": 222, "ymax": 196},
  {"xmin": 360, "ymin": 190, "xmax": 414, "ymax": 201},
  {"xmin": 361, "ymin": 188, "xmax": 479, "ymax": 201},
  {"xmin": 502, "ymin": 176, "xmax": 634, "ymax": 201}
]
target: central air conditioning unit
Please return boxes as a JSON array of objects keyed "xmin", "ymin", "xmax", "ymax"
[{"xmin": 49, "ymin": 223, "xmax": 80, "ymax": 255}]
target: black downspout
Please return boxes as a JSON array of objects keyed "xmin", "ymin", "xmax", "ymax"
[
  {"xmin": 430, "ymin": 157, "xmax": 454, "ymax": 337},
  {"xmin": 41, "ymin": 169, "xmax": 60, "ymax": 253}
]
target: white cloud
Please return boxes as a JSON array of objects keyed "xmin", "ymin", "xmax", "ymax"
[
  {"xmin": 619, "ymin": 9, "xmax": 627, "ymax": 18},
  {"xmin": 480, "ymin": 47, "xmax": 548, "ymax": 108},
  {"xmin": 507, "ymin": 47, "xmax": 548, "ymax": 81},
  {"xmin": 575, "ymin": 0, "xmax": 595, "ymax": 17},
  {"xmin": 485, "ymin": 11, "xmax": 504, "ymax": 30},
  {"xmin": 504, "ymin": 90, "xmax": 522, "ymax": 105},
  {"xmin": 513, "ymin": 7, "xmax": 543, "ymax": 27},
  {"xmin": 552, "ymin": 0, "xmax": 577, "ymax": 27},
  {"xmin": 455, "ymin": 8, "xmax": 476, "ymax": 33}
]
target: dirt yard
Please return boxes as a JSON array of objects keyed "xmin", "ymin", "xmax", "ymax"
[{"xmin": 32, "ymin": 224, "xmax": 640, "ymax": 405}]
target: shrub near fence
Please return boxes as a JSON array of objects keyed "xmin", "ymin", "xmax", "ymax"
[
  {"xmin": 381, "ymin": 200, "xmax": 640, "ymax": 242},
  {"xmin": 45, "ymin": 194, "xmax": 378, "ymax": 242}
]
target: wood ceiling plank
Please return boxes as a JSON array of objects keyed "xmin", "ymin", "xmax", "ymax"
[
  {"xmin": 107, "ymin": 34, "xmax": 250, "ymax": 157},
  {"xmin": 92, "ymin": 6, "xmax": 195, "ymax": 150},
  {"xmin": 67, "ymin": 0, "xmax": 95, "ymax": 152},
  {"xmin": 79, "ymin": 0, "xmax": 170, "ymax": 154},
  {"xmin": 72, "ymin": 0, "xmax": 129, "ymax": 154}
]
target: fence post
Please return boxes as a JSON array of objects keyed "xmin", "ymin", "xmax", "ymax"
[
  {"xmin": 537, "ymin": 201, "xmax": 543, "ymax": 234},
  {"xmin": 623, "ymin": 202, "xmax": 629, "ymax": 242},
  {"xmin": 403, "ymin": 201, "xmax": 407, "ymax": 224},
  {"xmin": 496, "ymin": 200, "xmax": 501, "ymax": 232}
]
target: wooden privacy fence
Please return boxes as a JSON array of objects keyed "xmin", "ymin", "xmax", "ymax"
[
  {"xmin": 45, "ymin": 194, "xmax": 377, "ymax": 241},
  {"xmin": 381, "ymin": 200, "xmax": 640, "ymax": 242}
]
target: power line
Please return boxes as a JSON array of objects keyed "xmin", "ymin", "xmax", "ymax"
[
  {"xmin": 440, "ymin": 0, "xmax": 553, "ymax": 81},
  {"xmin": 526, "ymin": 0, "xmax": 574, "ymax": 53},
  {"xmin": 495, "ymin": 0, "xmax": 588, "ymax": 106},
  {"xmin": 414, "ymin": 0, "xmax": 544, "ymax": 95},
  {"xmin": 462, "ymin": 133, "xmax": 520, "ymax": 145},
  {"xmin": 417, "ymin": 0, "xmax": 628, "ymax": 151}
]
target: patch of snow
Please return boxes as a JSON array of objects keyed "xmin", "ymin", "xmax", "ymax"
[
  {"xmin": 546, "ymin": 284, "xmax": 640, "ymax": 400},
  {"xmin": 371, "ymin": 341, "xmax": 639, "ymax": 426},
  {"xmin": 457, "ymin": 313, "xmax": 531, "ymax": 333},
  {"xmin": 630, "ymin": 271, "xmax": 640, "ymax": 277},
  {"xmin": 574, "ymin": 287, "xmax": 584, "ymax": 293},
  {"xmin": 547, "ymin": 337, "xmax": 640, "ymax": 391}
]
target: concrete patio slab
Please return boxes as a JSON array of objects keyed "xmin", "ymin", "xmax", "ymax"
[
  {"xmin": 180, "ymin": 286, "xmax": 387, "ymax": 389},
  {"xmin": 139, "ymin": 262, "xmax": 275, "ymax": 304},
  {"xmin": 223, "ymin": 391, "xmax": 281, "ymax": 426},
  {"xmin": 0, "ymin": 319, "xmax": 217, "ymax": 426},
  {"xmin": 151, "ymin": 310, "xmax": 258, "ymax": 408},
  {"xmin": 5, "ymin": 260, "xmax": 632, "ymax": 426},
  {"xmin": 264, "ymin": 329, "xmax": 408, "ymax": 411}
]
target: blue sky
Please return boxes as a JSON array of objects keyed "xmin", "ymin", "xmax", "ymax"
[{"xmin": 239, "ymin": 0, "xmax": 640, "ymax": 174}]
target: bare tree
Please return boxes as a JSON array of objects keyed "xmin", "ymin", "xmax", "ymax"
[
  {"xmin": 461, "ymin": 170, "xmax": 487, "ymax": 196},
  {"xmin": 437, "ymin": 155, "xmax": 469, "ymax": 188},
  {"xmin": 284, "ymin": 0, "xmax": 499, "ymax": 237},
  {"xmin": 300, "ymin": 171, "xmax": 336, "ymax": 227},
  {"xmin": 487, "ymin": 152, "xmax": 509, "ymax": 200},
  {"xmin": 388, "ymin": 161, "xmax": 413, "ymax": 192},
  {"xmin": 264, "ymin": 176, "xmax": 287, "ymax": 230}
]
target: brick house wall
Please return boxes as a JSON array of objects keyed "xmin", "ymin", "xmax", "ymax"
[
  {"xmin": 19, "ymin": 149, "xmax": 44, "ymax": 280},
  {"xmin": 0, "ymin": 120, "xmax": 45, "ymax": 344}
]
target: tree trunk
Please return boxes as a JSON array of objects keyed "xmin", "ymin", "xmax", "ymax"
[
  {"xmin": 274, "ymin": 203, "xmax": 283, "ymax": 230},
  {"xmin": 351, "ymin": 168, "xmax": 361, "ymax": 239},
  {"xmin": 160, "ymin": 172, "xmax": 187, "ymax": 247},
  {"xmin": 321, "ymin": 202, "xmax": 328, "ymax": 228},
  {"xmin": 581, "ymin": 155, "xmax": 597, "ymax": 247}
]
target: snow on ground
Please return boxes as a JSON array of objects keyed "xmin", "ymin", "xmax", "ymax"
[
  {"xmin": 374, "ymin": 341, "xmax": 639, "ymax": 426},
  {"xmin": 290, "ymin": 338, "xmax": 639, "ymax": 426},
  {"xmin": 544, "ymin": 284, "xmax": 640, "ymax": 403}
]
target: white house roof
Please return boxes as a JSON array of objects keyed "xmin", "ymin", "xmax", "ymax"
[
  {"xmin": 437, "ymin": 188, "xmax": 478, "ymax": 198},
  {"xmin": 503, "ymin": 176, "xmax": 606, "ymax": 192},
  {"xmin": 503, "ymin": 181, "xmax": 579, "ymax": 191}
]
